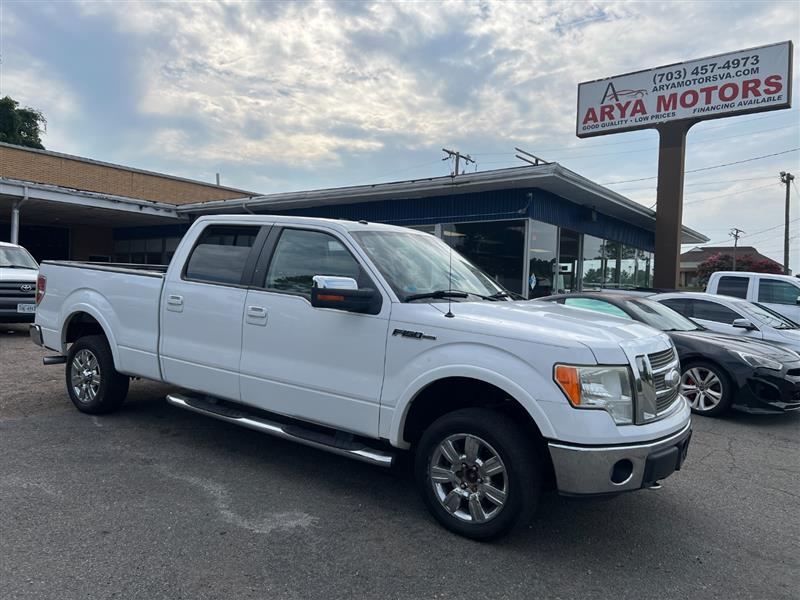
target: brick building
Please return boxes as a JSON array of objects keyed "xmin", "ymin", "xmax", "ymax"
[{"xmin": 1, "ymin": 142, "xmax": 707, "ymax": 296}]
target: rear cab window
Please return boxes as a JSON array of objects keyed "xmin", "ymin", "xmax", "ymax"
[
  {"xmin": 184, "ymin": 225, "xmax": 260, "ymax": 285},
  {"xmin": 716, "ymin": 276, "xmax": 749, "ymax": 299}
]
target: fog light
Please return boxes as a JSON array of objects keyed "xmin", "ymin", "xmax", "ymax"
[{"xmin": 610, "ymin": 459, "xmax": 634, "ymax": 484}]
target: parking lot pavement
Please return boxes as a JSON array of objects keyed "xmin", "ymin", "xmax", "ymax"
[{"xmin": 1, "ymin": 323, "xmax": 798, "ymax": 600}]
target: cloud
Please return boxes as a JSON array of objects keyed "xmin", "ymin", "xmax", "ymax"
[{"xmin": 3, "ymin": 0, "xmax": 799, "ymax": 262}]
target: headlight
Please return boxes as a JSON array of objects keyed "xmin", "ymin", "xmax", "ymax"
[
  {"xmin": 735, "ymin": 351, "xmax": 782, "ymax": 371},
  {"xmin": 554, "ymin": 365, "xmax": 634, "ymax": 425}
]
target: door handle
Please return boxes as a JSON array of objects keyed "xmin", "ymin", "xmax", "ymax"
[
  {"xmin": 247, "ymin": 305, "xmax": 267, "ymax": 316},
  {"xmin": 166, "ymin": 294, "xmax": 184, "ymax": 313}
]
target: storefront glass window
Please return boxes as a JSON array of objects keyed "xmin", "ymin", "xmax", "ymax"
[
  {"xmin": 442, "ymin": 220, "xmax": 525, "ymax": 295},
  {"xmin": 556, "ymin": 229, "xmax": 581, "ymax": 293},
  {"xmin": 528, "ymin": 220, "xmax": 558, "ymax": 298},
  {"xmin": 581, "ymin": 235, "xmax": 605, "ymax": 290}
]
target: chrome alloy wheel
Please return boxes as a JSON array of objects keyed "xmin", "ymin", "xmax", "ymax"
[
  {"xmin": 429, "ymin": 433, "xmax": 508, "ymax": 524},
  {"xmin": 681, "ymin": 367, "xmax": 723, "ymax": 412},
  {"xmin": 70, "ymin": 349, "xmax": 102, "ymax": 403}
]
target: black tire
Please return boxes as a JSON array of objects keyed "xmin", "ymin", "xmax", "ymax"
[
  {"xmin": 65, "ymin": 335, "xmax": 129, "ymax": 414},
  {"xmin": 414, "ymin": 407, "xmax": 541, "ymax": 541},
  {"xmin": 680, "ymin": 360, "xmax": 732, "ymax": 417}
]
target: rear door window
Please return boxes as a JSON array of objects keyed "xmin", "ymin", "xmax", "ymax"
[
  {"xmin": 659, "ymin": 298, "xmax": 690, "ymax": 316},
  {"xmin": 757, "ymin": 279, "xmax": 800, "ymax": 305},
  {"xmin": 685, "ymin": 299, "xmax": 741, "ymax": 324},
  {"xmin": 716, "ymin": 276, "xmax": 749, "ymax": 299},
  {"xmin": 184, "ymin": 225, "xmax": 260, "ymax": 285}
]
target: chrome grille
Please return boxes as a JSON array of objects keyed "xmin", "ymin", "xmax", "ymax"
[
  {"xmin": 648, "ymin": 347, "xmax": 676, "ymax": 371},
  {"xmin": 656, "ymin": 386, "xmax": 679, "ymax": 412},
  {"xmin": 648, "ymin": 347, "xmax": 680, "ymax": 415}
]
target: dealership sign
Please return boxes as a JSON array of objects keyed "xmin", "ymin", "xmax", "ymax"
[{"xmin": 577, "ymin": 41, "xmax": 793, "ymax": 137}]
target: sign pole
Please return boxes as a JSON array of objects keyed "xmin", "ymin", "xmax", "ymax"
[{"xmin": 653, "ymin": 121, "xmax": 694, "ymax": 289}]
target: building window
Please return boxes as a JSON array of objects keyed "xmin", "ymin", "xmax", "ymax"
[
  {"xmin": 581, "ymin": 235, "xmax": 606, "ymax": 290},
  {"xmin": 528, "ymin": 220, "xmax": 558, "ymax": 298},
  {"xmin": 557, "ymin": 229, "xmax": 581, "ymax": 293},
  {"xmin": 442, "ymin": 220, "xmax": 526, "ymax": 295}
]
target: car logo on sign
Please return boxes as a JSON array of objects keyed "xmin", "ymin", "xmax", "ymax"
[{"xmin": 20, "ymin": 284, "xmax": 33, "ymax": 292}]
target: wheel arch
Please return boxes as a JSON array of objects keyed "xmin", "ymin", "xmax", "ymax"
[{"xmin": 60, "ymin": 306, "xmax": 121, "ymax": 368}]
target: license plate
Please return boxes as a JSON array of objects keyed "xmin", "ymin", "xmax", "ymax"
[{"xmin": 17, "ymin": 303, "xmax": 36, "ymax": 314}]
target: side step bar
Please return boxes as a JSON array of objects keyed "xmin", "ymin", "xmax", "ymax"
[{"xmin": 166, "ymin": 393, "xmax": 395, "ymax": 468}]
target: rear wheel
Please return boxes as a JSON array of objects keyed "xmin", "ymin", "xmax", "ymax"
[
  {"xmin": 680, "ymin": 361, "xmax": 732, "ymax": 417},
  {"xmin": 66, "ymin": 335, "xmax": 129, "ymax": 414},
  {"xmin": 414, "ymin": 408, "xmax": 541, "ymax": 541}
]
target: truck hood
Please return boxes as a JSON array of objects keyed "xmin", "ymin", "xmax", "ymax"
[
  {"xmin": 0, "ymin": 267, "xmax": 38, "ymax": 283},
  {"xmin": 427, "ymin": 300, "xmax": 671, "ymax": 364}
]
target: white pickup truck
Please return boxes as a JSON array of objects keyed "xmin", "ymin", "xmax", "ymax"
[{"xmin": 31, "ymin": 215, "xmax": 691, "ymax": 539}]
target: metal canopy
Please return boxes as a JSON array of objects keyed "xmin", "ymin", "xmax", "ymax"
[{"xmin": 178, "ymin": 164, "xmax": 708, "ymax": 245}]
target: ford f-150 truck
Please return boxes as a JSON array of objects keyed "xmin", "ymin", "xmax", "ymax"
[{"xmin": 31, "ymin": 215, "xmax": 691, "ymax": 540}]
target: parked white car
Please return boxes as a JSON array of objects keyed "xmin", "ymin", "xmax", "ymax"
[
  {"xmin": 31, "ymin": 215, "xmax": 691, "ymax": 540},
  {"xmin": 0, "ymin": 241, "xmax": 38, "ymax": 323},
  {"xmin": 706, "ymin": 271, "xmax": 800, "ymax": 323},
  {"xmin": 653, "ymin": 291, "xmax": 800, "ymax": 353}
]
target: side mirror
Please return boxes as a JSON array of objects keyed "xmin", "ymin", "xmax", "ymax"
[
  {"xmin": 795, "ymin": 295, "xmax": 800, "ymax": 305},
  {"xmin": 732, "ymin": 318, "xmax": 757, "ymax": 331},
  {"xmin": 311, "ymin": 275, "xmax": 381, "ymax": 315}
]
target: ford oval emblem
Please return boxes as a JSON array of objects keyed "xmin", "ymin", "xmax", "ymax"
[
  {"xmin": 664, "ymin": 369, "xmax": 681, "ymax": 388},
  {"xmin": 20, "ymin": 284, "xmax": 33, "ymax": 292}
]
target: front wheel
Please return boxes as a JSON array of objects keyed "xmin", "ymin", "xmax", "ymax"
[
  {"xmin": 66, "ymin": 335, "xmax": 129, "ymax": 414},
  {"xmin": 414, "ymin": 408, "xmax": 541, "ymax": 541},
  {"xmin": 680, "ymin": 361, "xmax": 732, "ymax": 417}
]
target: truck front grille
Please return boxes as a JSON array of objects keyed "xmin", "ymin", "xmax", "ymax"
[
  {"xmin": 648, "ymin": 347, "xmax": 676, "ymax": 371},
  {"xmin": 648, "ymin": 347, "xmax": 681, "ymax": 415},
  {"xmin": 0, "ymin": 281, "xmax": 36, "ymax": 300}
]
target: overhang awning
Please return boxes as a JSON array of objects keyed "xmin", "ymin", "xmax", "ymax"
[
  {"xmin": 0, "ymin": 177, "xmax": 186, "ymax": 227},
  {"xmin": 176, "ymin": 164, "xmax": 708, "ymax": 245}
]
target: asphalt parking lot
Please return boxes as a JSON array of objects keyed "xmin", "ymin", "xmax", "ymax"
[{"xmin": 1, "ymin": 323, "xmax": 798, "ymax": 600}]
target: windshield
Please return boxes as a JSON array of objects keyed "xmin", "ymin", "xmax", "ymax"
[
  {"xmin": 624, "ymin": 298, "xmax": 701, "ymax": 331},
  {"xmin": 745, "ymin": 302, "xmax": 798, "ymax": 330},
  {"xmin": 351, "ymin": 230, "xmax": 505, "ymax": 301},
  {"xmin": 0, "ymin": 246, "xmax": 38, "ymax": 269}
]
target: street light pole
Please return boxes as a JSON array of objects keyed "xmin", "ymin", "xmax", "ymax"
[{"xmin": 781, "ymin": 171, "xmax": 795, "ymax": 274}]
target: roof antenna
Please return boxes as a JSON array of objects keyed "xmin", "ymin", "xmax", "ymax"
[{"xmin": 445, "ymin": 236, "xmax": 455, "ymax": 318}]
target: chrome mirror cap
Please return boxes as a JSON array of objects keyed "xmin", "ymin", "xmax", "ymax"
[{"xmin": 312, "ymin": 275, "xmax": 358, "ymax": 290}]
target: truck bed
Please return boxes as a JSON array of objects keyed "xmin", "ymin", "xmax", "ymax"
[{"xmin": 36, "ymin": 260, "xmax": 167, "ymax": 381}]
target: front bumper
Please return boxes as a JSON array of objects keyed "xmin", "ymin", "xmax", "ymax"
[
  {"xmin": 733, "ymin": 368, "xmax": 800, "ymax": 414},
  {"xmin": 548, "ymin": 420, "xmax": 692, "ymax": 496}
]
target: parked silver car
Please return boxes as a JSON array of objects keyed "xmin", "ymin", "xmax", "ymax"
[{"xmin": 652, "ymin": 292, "xmax": 800, "ymax": 354}]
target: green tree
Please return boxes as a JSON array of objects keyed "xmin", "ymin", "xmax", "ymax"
[{"xmin": 0, "ymin": 96, "xmax": 47, "ymax": 149}]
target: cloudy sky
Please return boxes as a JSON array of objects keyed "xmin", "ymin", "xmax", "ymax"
[{"xmin": 2, "ymin": 1, "xmax": 799, "ymax": 262}]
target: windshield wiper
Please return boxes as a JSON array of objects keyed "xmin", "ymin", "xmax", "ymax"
[{"xmin": 405, "ymin": 290, "xmax": 470, "ymax": 302}]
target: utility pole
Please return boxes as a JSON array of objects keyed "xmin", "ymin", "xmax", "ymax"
[
  {"xmin": 442, "ymin": 148, "xmax": 475, "ymax": 176},
  {"xmin": 781, "ymin": 171, "xmax": 795, "ymax": 274},
  {"xmin": 730, "ymin": 227, "xmax": 744, "ymax": 271}
]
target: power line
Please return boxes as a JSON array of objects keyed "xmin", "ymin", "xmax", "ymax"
[{"xmin": 600, "ymin": 148, "xmax": 800, "ymax": 185}]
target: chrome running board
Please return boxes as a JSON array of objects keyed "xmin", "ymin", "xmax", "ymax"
[{"xmin": 166, "ymin": 393, "xmax": 395, "ymax": 468}]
